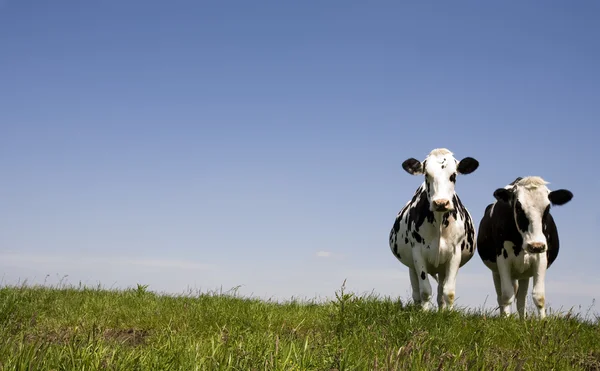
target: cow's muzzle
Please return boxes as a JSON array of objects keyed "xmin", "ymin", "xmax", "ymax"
[
  {"xmin": 432, "ymin": 199, "xmax": 451, "ymax": 212},
  {"xmin": 526, "ymin": 242, "xmax": 546, "ymax": 254}
]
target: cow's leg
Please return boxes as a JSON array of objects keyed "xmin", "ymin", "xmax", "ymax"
[
  {"xmin": 440, "ymin": 251, "xmax": 461, "ymax": 310},
  {"xmin": 532, "ymin": 257, "xmax": 548, "ymax": 319},
  {"xmin": 516, "ymin": 278, "xmax": 530, "ymax": 319},
  {"xmin": 412, "ymin": 251, "xmax": 432, "ymax": 310},
  {"xmin": 497, "ymin": 245, "xmax": 515, "ymax": 316},
  {"xmin": 437, "ymin": 271, "xmax": 445, "ymax": 309},
  {"xmin": 492, "ymin": 271, "xmax": 502, "ymax": 310},
  {"xmin": 408, "ymin": 267, "xmax": 421, "ymax": 305}
]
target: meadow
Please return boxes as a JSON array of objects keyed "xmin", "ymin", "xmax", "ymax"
[{"xmin": 0, "ymin": 281, "xmax": 599, "ymax": 370}]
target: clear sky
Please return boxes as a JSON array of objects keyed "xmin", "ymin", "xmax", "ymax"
[{"xmin": 1, "ymin": 1, "xmax": 599, "ymax": 316}]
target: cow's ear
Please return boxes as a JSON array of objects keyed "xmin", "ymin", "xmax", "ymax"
[
  {"xmin": 457, "ymin": 157, "xmax": 479, "ymax": 175},
  {"xmin": 493, "ymin": 188, "xmax": 512, "ymax": 203},
  {"xmin": 549, "ymin": 189, "xmax": 573, "ymax": 206},
  {"xmin": 402, "ymin": 158, "xmax": 423, "ymax": 175}
]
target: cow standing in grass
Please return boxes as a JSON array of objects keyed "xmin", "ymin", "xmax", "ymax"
[
  {"xmin": 389, "ymin": 148, "xmax": 479, "ymax": 310},
  {"xmin": 477, "ymin": 176, "xmax": 573, "ymax": 319}
]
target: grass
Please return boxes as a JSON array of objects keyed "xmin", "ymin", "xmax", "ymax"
[{"xmin": 0, "ymin": 281, "xmax": 599, "ymax": 370}]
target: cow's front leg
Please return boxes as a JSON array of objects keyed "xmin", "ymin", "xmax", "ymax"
[
  {"xmin": 440, "ymin": 250, "xmax": 461, "ymax": 310},
  {"xmin": 437, "ymin": 271, "xmax": 446, "ymax": 309},
  {"xmin": 492, "ymin": 271, "xmax": 503, "ymax": 310},
  {"xmin": 532, "ymin": 256, "xmax": 548, "ymax": 319},
  {"xmin": 408, "ymin": 267, "xmax": 421, "ymax": 305},
  {"xmin": 497, "ymin": 243, "xmax": 516, "ymax": 316},
  {"xmin": 412, "ymin": 251, "xmax": 432, "ymax": 310},
  {"xmin": 516, "ymin": 278, "xmax": 530, "ymax": 319}
]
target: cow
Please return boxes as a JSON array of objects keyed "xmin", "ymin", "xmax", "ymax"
[
  {"xmin": 389, "ymin": 148, "xmax": 479, "ymax": 310},
  {"xmin": 477, "ymin": 176, "xmax": 573, "ymax": 319}
]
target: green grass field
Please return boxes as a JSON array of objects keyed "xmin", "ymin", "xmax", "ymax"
[{"xmin": 1, "ymin": 282, "xmax": 599, "ymax": 370}]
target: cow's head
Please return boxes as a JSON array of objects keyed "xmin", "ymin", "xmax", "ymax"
[
  {"xmin": 493, "ymin": 176, "xmax": 573, "ymax": 254},
  {"xmin": 402, "ymin": 148, "xmax": 479, "ymax": 213}
]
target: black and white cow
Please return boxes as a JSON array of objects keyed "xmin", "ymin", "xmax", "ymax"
[
  {"xmin": 477, "ymin": 176, "xmax": 573, "ymax": 319},
  {"xmin": 389, "ymin": 148, "xmax": 479, "ymax": 310}
]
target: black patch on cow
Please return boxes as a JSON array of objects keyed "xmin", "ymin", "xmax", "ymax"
[
  {"xmin": 449, "ymin": 173, "xmax": 456, "ymax": 183},
  {"xmin": 461, "ymin": 240, "xmax": 465, "ymax": 251},
  {"xmin": 410, "ymin": 186, "xmax": 423, "ymax": 204},
  {"xmin": 427, "ymin": 245, "xmax": 431, "ymax": 249},
  {"xmin": 477, "ymin": 204, "xmax": 498, "ymax": 262},
  {"xmin": 542, "ymin": 205, "xmax": 550, "ymax": 221},
  {"xmin": 412, "ymin": 231, "xmax": 422, "ymax": 244},
  {"xmin": 515, "ymin": 200, "xmax": 529, "ymax": 232},
  {"xmin": 407, "ymin": 190, "xmax": 435, "ymax": 233},
  {"xmin": 544, "ymin": 212, "xmax": 560, "ymax": 267},
  {"xmin": 393, "ymin": 217, "xmax": 401, "ymax": 233},
  {"xmin": 421, "ymin": 271, "xmax": 426, "ymax": 280},
  {"xmin": 442, "ymin": 213, "xmax": 450, "ymax": 227},
  {"xmin": 404, "ymin": 237, "xmax": 409, "ymax": 244},
  {"xmin": 453, "ymin": 195, "xmax": 464, "ymax": 220},
  {"xmin": 512, "ymin": 242, "xmax": 522, "ymax": 257},
  {"xmin": 453, "ymin": 194, "xmax": 474, "ymax": 251},
  {"xmin": 398, "ymin": 207, "xmax": 407, "ymax": 222},
  {"xmin": 503, "ymin": 248, "xmax": 508, "ymax": 259},
  {"xmin": 478, "ymin": 201, "xmax": 522, "ymax": 262},
  {"xmin": 465, "ymin": 217, "xmax": 474, "ymax": 249}
]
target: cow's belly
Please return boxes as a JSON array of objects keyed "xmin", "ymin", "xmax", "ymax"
[
  {"xmin": 391, "ymin": 242, "xmax": 446, "ymax": 272},
  {"xmin": 393, "ymin": 244, "xmax": 448, "ymax": 274},
  {"xmin": 394, "ymin": 239, "xmax": 473, "ymax": 274},
  {"xmin": 459, "ymin": 244, "xmax": 475, "ymax": 267},
  {"xmin": 479, "ymin": 249, "xmax": 543, "ymax": 279},
  {"xmin": 390, "ymin": 220, "xmax": 475, "ymax": 272},
  {"xmin": 394, "ymin": 242, "xmax": 414, "ymax": 267}
]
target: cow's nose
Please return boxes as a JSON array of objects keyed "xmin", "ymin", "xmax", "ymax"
[
  {"xmin": 527, "ymin": 242, "xmax": 546, "ymax": 253},
  {"xmin": 432, "ymin": 199, "xmax": 450, "ymax": 211}
]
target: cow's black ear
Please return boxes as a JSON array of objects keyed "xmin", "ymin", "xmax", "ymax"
[
  {"xmin": 493, "ymin": 188, "xmax": 512, "ymax": 203},
  {"xmin": 549, "ymin": 189, "xmax": 573, "ymax": 206},
  {"xmin": 402, "ymin": 158, "xmax": 423, "ymax": 175},
  {"xmin": 457, "ymin": 157, "xmax": 479, "ymax": 175}
]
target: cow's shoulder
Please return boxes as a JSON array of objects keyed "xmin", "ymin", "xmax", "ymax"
[
  {"xmin": 485, "ymin": 201, "xmax": 523, "ymax": 258},
  {"xmin": 476, "ymin": 203, "xmax": 498, "ymax": 262},
  {"xmin": 406, "ymin": 187, "xmax": 434, "ymax": 233}
]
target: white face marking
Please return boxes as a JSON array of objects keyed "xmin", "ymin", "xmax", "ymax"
[
  {"xmin": 424, "ymin": 153, "xmax": 458, "ymax": 211},
  {"xmin": 512, "ymin": 183, "xmax": 551, "ymax": 253}
]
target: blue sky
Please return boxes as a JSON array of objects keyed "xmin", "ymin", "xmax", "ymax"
[{"xmin": 1, "ymin": 1, "xmax": 599, "ymax": 315}]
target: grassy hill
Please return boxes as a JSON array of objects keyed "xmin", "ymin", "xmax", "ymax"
[{"xmin": 0, "ymin": 283, "xmax": 599, "ymax": 370}]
